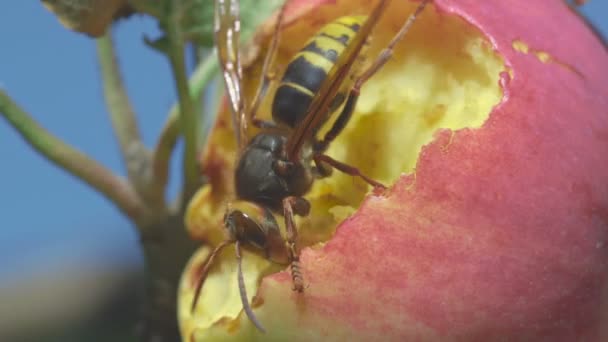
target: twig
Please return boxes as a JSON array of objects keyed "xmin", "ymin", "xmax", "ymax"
[
  {"xmin": 169, "ymin": 44, "xmax": 199, "ymax": 203},
  {"xmin": 157, "ymin": 1, "xmax": 207, "ymax": 205},
  {"xmin": 152, "ymin": 50, "xmax": 219, "ymax": 205},
  {"xmin": 96, "ymin": 32, "xmax": 151, "ymax": 195},
  {"xmin": 0, "ymin": 90, "xmax": 146, "ymax": 224}
]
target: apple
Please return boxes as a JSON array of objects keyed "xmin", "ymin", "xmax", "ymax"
[{"xmin": 180, "ymin": 0, "xmax": 608, "ymax": 340}]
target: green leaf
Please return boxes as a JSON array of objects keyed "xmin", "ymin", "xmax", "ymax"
[
  {"xmin": 185, "ymin": 0, "xmax": 284, "ymax": 47},
  {"xmin": 238, "ymin": 0, "xmax": 284, "ymax": 43},
  {"xmin": 144, "ymin": 34, "xmax": 172, "ymax": 55},
  {"xmin": 180, "ymin": 0, "xmax": 216, "ymax": 47},
  {"xmin": 137, "ymin": 0, "xmax": 284, "ymax": 48}
]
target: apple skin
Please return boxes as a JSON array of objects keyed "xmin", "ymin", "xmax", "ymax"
[
  {"xmin": 183, "ymin": 0, "xmax": 608, "ymax": 340},
  {"xmin": 251, "ymin": 0, "xmax": 608, "ymax": 340}
]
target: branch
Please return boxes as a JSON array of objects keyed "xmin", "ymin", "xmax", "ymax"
[
  {"xmin": 96, "ymin": 33, "xmax": 151, "ymax": 190},
  {"xmin": 152, "ymin": 52, "xmax": 218, "ymax": 203},
  {"xmin": 165, "ymin": 8, "xmax": 202, "ymax": 204},
  {"xmin": 0, "ymin": 90, "xmax": 146, "ymax": 224}
]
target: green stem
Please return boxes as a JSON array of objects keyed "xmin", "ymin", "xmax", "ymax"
[
  {"xmin": 169, "ymin": 42, "xmax": 199, "ymax": 204},
  {"xmin": 0, "ymin": 90, "xmax": 145, "ymax": 224},
  {"xmin": 96, "ymin": 33, "xmax": 150, "ymax": 190},
  {"xmin": 200, "ymin": 69, "xmax": 224, "ymax": 149},
  {"xmin": 153, "ymin": 48, "xmax": 218, "ymax": 204}
]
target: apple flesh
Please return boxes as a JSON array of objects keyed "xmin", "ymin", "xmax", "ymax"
[{"xmin": 180, "ymin": 0, "xmax": 608, "ymax": 340}]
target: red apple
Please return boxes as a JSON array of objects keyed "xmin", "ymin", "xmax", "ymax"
[{"xmin": 180, "ymin": 0, "xmax": 608, "ymax": 340}]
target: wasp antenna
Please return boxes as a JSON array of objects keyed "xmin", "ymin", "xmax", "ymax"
[
  {"xmin": 191, "ymin": 240, "xmax": 233, "ymax": 313},
  {"xmin": 235, "ymin": 241, "xmax": 267, "ymax": 333},
  {"xmin": 399, "ymin": 0, "xmax": 431, "ymax": 40},
  {"xmin": 380, "ymin": 0, "xmax": 431, "ymax": 58},
  {"xmin": 353, "ymin": 0, "xmax": 431, "ymax": 91}
]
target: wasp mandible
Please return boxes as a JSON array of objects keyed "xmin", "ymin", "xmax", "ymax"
[{"xmin": 192, "ymin": 0, "xmax": 431, "ymax": 333}]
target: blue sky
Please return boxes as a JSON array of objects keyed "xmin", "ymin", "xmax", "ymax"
[
  {"xmin": 0, "ymin": 3, "xmax": 175, "ymax": 279},
  {"xmin": 0, "ymin": 2, "xmax": 606, "ymax": 282}
]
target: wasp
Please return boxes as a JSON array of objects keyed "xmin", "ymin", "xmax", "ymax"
[{"xmin": 192, "ymin": 0, "xmax": 430, "ymax": 333}]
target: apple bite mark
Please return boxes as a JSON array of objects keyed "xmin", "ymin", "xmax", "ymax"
[
  {"xmin": 299, "ymin": 0, "xmax": 506, "ymax": 245},
  {"xmin": 511, "ymin": 39, "xmax": 584, "ymax": 78}
]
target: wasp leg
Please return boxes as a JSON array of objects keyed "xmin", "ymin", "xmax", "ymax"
[
  {"xmin": 314, "ymin": 154, "xmax": 386, "ymax": 190},
  {"xmin": 191, "ymin": 239, "xmax": 233, "ymax": 313},
  {"xmin": 313, "ymin": 157, "xmax": 333, "ymax": 178},
  {"xmin": 357, "ymin": 0, "xmax": 430, "ymax": 86},
  {"xmin": 248, "ymin": 1, "xmax": 289, "ymax": 128},
  {"xmin": 314, "ymin": 87, "xmax": 358, "ymax": 153},
  {"xmin": 315, "ymin": 0, "xmax": 431, "ymax": 152},
  {"xmin": 282, "ymin": 196, "xmax": 309, "ymax": 292},
  {"xmin": 235, "ymin": 241, "xmax": 266, "ymax": 333}
]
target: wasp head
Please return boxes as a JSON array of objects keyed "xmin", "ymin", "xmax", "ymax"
[{"xmin": 235, "ymin": 133, "xmax": 314, "ymax": 213}]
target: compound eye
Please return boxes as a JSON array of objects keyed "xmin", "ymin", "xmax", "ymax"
[
  {"xmin": 272, "ymin": 159, "xmax": 295, "ymax": 176},
  {"xmin": 224, "ymin": 210, "xmax": 268, "ymax": 250},
  {"xmin": 223, "ymin": 210, "xmax": 241, "ymax": 239}
]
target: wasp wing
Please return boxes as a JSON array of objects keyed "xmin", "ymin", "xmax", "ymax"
[
  {"xmin": 285, "ymin": 0, "xmax": 390, "ymax": 160},
  {"xmin": 215, "ymin": 0, "xmax": 248, "ymax": 152}
]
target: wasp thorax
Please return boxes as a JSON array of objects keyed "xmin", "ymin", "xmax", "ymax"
[{"xmin": 235, "ymin": 133, "xmax": 314, "ymax": 212}]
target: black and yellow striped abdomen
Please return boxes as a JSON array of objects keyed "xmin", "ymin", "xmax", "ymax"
[{"xmin": 271, "ymin": 16, "xmax": 366, "ymax": 129}]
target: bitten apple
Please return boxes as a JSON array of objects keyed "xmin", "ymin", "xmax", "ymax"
[{"xmin": 180, "ymin": 0, "xmax": 608, "ymax": 341}]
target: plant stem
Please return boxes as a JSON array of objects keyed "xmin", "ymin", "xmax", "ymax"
[
  {"xmin": 97, "ymin": 31, "xmax": 141, "ymax": 150},
  {"xmin": 152, "ymin": 53, "xmax": 218, "ymax": 201},
  {"xmin": 165, "ymin": 4, "xmax": 201, "ymax": 203},
  {"xmin": 96, "ymin": 33, "xmax": 152, "ymax": 196},
  {"xmin": 0, "ymin": 90, "xmax": 146, "ymax": 224},
  {"xmin": 137, "ymin": 212, "xmax": 198, "ymax": 342}
]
